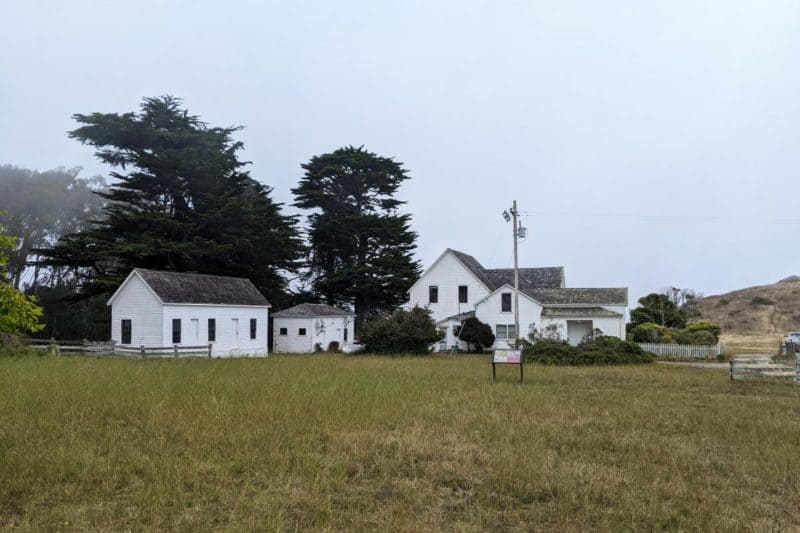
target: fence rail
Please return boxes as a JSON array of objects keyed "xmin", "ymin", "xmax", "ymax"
[
  {"xmin": 730, "ymin": 354, "xmax": 798, "ymax": 382},
  {"xmin": 637, "ymin": 342, "xmax": 722, "ymax": 359},
  {"xmin": 28, "ymin": 339, "xmax": 213, "ymax": 358}
]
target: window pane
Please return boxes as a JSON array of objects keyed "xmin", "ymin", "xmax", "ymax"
[
  {"xmin": 172, "ymin": 318, "xmax": 181, "ymax": 344},
  {"xmin": 279, "ymin": 328, "xmax": 287, "ymax": 335},
  {"xmin": 458, "ymin": 285, "xmax": 468, "ymax": 303},
  {"xmin": 495, "ymin": 325, "xmax": 507, "ymax": 339},
  {"xmin": 429, "ymin": 286, "xmax": 438, "ymax": 303},
  {"xmin": 121, "ymin": 320, "xmax": 131, "ymax": 344},
  {"xmin": 208, "ymin": 319, "xmax": 216, "ymax": 342},
  {"xmin": 298, "ymin": 328, "xmax": 306, "ymax": 336},
  {"xmin": 250, "ymin": 318, "xmax": 257, "ymax": 339},
  {"xmin": 344, "ymin": 328, "xmax": 348, "ymax": 341},
  {"xmin": 501, "ymin": 293, "xmax": 512, "ymax": 312},
  {"xmin": 508, "ymin": 325, "xmax": 517, "ymax": 339}
]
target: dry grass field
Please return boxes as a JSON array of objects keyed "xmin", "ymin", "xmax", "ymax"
[
  {"xmin": 720, "ymin": 333, "xmax": 784, "ymax": 355},
  {"xmin": 2, "ymin": 355, "xmax": 800, "ymax": 531}
]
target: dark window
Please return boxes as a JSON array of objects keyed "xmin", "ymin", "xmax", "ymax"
[
  {"xmin": 501, "ymin": 293, "xmax": 512, "ymax": 312},
  {"xmin": 344, "ymin": 327, "xmax": 348, "ymax": 342},
  {"xmin": 429, "ymin": 285, "xmax": 438, "ymax": 303},
  {"xmin": 279, "ymin": 327, "xmax": 287, "ymax": 336},
  {"xmin": 121, "ymin": 319, "xmax": 131, "ymax": 344},
  {"xmin": 458, "ymin": 285, "xmax": 468, "ymax": 303},
  {"xmin": 298, "ymin": 328, "xmax": 307, "ymax": 336},
  {"xmin": 172, "ymin": 318, "xmax": 181, "ymax": 344},
  {"xmin": 208, "ymin": 319, "xmax": 216, "ymax": 342},
  {"xmin": 250, "ymin": 318, "xmax": 257, "ymax": 339}
]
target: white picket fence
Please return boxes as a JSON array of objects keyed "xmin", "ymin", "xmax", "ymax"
[{"xmin": 637, "ymin": 342, "xmax": 722, "ymax": 359}]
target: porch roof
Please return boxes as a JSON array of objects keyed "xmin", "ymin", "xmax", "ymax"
[{"xmin": 541, "ymin": 306, "xmax": 623, "ymax": 318}]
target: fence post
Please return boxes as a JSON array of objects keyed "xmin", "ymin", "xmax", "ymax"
[
  {"xmin": 173, "ymin": 344, "xmax": 178, "ymax": 358},
  {"xmin": 140, "ymin": 345, "xmax": 145, "ymax": 359},
  {"xmin": 208, "ymin": 344, "xmax": 212, "ymax": 358}
]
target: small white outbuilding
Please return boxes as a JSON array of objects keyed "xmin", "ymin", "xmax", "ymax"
[
  {"xmin": 108, "ymin": 269, "xmax": 270, "ymax": 357},
  {"xmin": 272, "ymin": 303, "xmax": 355, "ymax": 353}
]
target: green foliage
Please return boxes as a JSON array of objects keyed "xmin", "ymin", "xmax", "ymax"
[
  {"xmin": 523, "ymin": 336, "xmax": 653, "ymax": 365},
  {"xmin": 457, "ymin": 317, "xmax": 495, "ymax": 352},
  {"xmin": 686, "ymin": 320, "xmax": 721, "ymax": 342},
  {"xmin": 327, "ymin": 341, "xmax": 340, "ymax": 352},
  {"xmin": 751, "ymin": 296, "xmax": 775, "ymax": 306},
  {"xmin": 360, "ymin": 306, "xmax": 442, "ymax": 355},
  {"xmin": 629, "ymin": 293, "xmax": 687, "ymax": 328},
  {"xmin": 293, "ymin": 146, "xmax": 420, "ymax": 332},
  {"xmin": 628, "ymin": 322, "xmax": 668, "ymax": 343},
  {"xmin": 717, "ymin": 298, "xmax": 730, "ymax": 306},
  {"xmin": 0, "ymin": 222, "xmax": 44, "ymax": 335},
  {"xmin": 40, "ymin": 96, "xmax": 304, "ymax": 307}
]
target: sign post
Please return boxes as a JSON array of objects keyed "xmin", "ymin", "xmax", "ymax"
[{"xmin": 492, "ymin": 349, "xmax": 523, "ymax": 382}]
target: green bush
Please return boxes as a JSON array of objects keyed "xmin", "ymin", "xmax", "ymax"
[
  {"xmin": 627, "ymin": 322, "xmax": 667, "ymax": 343},
  {"xmin": 360, "ymin": 306, "xmax": 443, "ymax": 355},
  {"xmin": 523, "ymin": 336, "xmax": 653, "ymax": 366},
  {"xmin": 457, "ymin": 317, "xmax": 495, "ymax": 352},
  {"xmin": 751, "ymin": 296, "xmax": 775, "ymax": 306}
]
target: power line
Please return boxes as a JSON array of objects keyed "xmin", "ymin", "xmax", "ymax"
[{"xmin": 518, "ymin": 210, "xmax": 800, "ymax": 225}]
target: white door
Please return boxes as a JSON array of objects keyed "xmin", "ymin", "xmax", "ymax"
[
  {"xmin": 231, "ymin": 318, "xmax": 240, "ymax": 349},
  {"xmin": 190, "ymin": 319, "xmax": 199, "ymax": 345}
]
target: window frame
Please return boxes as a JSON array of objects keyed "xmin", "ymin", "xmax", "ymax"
[
  {"xmin": 428, "ymin": 285, "xmax": 439, "ymax": 304},
  {"xmin": 458, "ymin": 285, "xmax": 468, "ymax": 304},
  {"xmin": 279, "ymin": 327, "xmax": 288, "ymax": 336},
  {"xmin": 172, "ymin": 318, "xmax": 181, "ymax": 344},
  {"xmin": 250, "ymin": 318, "xmax": 257, "ymax": 340},
  {"xmin": 298, "ymin": 328, "xmax": 307, "ymax": 336},
  {"xmin": 501, "ymin": 292, "xmax": 512, "ymax": 312},
  {"xmin": 495, "ymin": 324, "xmax": 517, "ymax": 340},
  {"xmin": 208, "ymin": 318, "xmax": 216, "ymax": 342},
  {"xmin": 121, "ymin": 319, "xmax": 132, "ymax": 345}
]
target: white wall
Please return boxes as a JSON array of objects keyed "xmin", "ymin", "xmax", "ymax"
[
  {"xmin": 273, "ymin": 316, "xmax": 354, "ymax": 353},
  {"xmin": 110, "ymin": 274, "xmax": 163, "ymax": 347},
  {"xmin": 161, "ymin": 304, "xmax": 269, "ymax": 357},
  {"xmin": 475, "ymin": 288, "xmax": 544, "ymax": 349},
  {"xmin": 406, "ymin": 251, "xmax": 490, "ymax": 322}
]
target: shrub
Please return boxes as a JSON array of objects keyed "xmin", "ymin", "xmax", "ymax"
[
  {"xmin": 751, "ymin": 296, "xmax": 775, "ymax": 306},
  {"xmin": 457, "ymin": 317, "xmax": 495, "ymax": 352},
  {"xmin": 686, "ymin": 320, "xmax": 721, "ymax": 343},
  {"xmin": 0, "ymin": 333, "xmax": 41, "ymax": 357},
  {"xmin": 327, "ymin": 341, "xmax": 340, "ymax": 352},
  {"xmin": 627, "ymin": 322, "xmax": 667, "ymax": 343},
  {"xmin": 523, "ymin": 336, "xmax": 653, "ymax": 366},
  {"xmin": 716, "ymin": 298, "xmax": 730, "ymax": 306},
  {"xmin": 360, "ymin": 306, "xmax": 443, "ymax": 355}
]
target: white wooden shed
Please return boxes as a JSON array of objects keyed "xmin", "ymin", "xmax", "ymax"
[
  {"xmin": 272, "ymin": 303, "xmax": 355, "ymax": 353},
  {"xmin": 107, "ymin": 269, "xmax": 270, "ymax": 357}
]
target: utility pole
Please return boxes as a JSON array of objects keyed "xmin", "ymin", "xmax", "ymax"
[{"xmin": 511, "ymin": 200, "xmax": 520, "ymax": 349}]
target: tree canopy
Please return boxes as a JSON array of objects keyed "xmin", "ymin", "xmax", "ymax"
[
  {"xmin": 0, "ymin": 222, "xmax": 43, "ymax": 335},
  {"xmin": 41, "ymin": 96, "xmax": 304, "ymax": 306},
  {"xmin": 629, "ymin": 293, "xmax": 687, "ymax": 328},
  {"xmin": 293, "ymin": 146, "xmax": 420, "ymax": 331}
]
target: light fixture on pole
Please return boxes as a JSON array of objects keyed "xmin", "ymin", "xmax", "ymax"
[{"xmin": 503, "ymin": 201, "xmax": 523, "ymax": 349}]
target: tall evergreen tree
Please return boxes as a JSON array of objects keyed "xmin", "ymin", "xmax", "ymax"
[
  {"xmin": 42, "ymin": 96, "xmax": 303, "ymax": 306},
  {"xmin": 293, "ymin": 146, "xmax": 420, "ymax": 331}
]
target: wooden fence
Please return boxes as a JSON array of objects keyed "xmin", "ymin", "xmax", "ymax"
[
  {"xmin": 636, "ymin": 342, "xmax": 722, "ymax": 359},
  {"xmin": 730, "ymin": 354, "xmax": 799, "ymax": 382},
  {"xmin": 28, "ymin": 339, "xmax": 213, "ymax": 358}
]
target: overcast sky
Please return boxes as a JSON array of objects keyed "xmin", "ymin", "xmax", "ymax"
[{"xmin": 2, "ymin": 0, "xmax": 799, "ymax": 303}]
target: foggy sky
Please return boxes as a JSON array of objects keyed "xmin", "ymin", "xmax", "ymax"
[{"xmin": 2, "ymin": 0, "xmax": 799, "ymax": 303}]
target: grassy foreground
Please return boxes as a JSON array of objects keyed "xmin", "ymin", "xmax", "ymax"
[{"xmin": 1, "ymin": 355, "xmax": 799, "ymax": 531}]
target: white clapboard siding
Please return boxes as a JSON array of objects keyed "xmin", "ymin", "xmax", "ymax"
[{"xmin": 637, "ymin": 342, "xmax": 721, "ymax": 359}]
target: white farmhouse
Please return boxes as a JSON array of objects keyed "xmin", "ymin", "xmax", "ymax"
[
  {"xmin": 272, "ymin": 303, "xmax": 355, "ymax": 353},
  {"xmin": 406, "ymin": 249, "xmax": 628, "ymax": 350},
  {"xmin": 108, "ymin": 269, "xmax": 270, "ymax": 357}
]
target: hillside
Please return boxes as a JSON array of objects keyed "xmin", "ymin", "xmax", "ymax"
[
  {"xmin": 693, "ymin": 278, "xmax": 800, "ymax": 354},
  {"xmin": 694, "ymin": 278, "xmax": 800, "ymax": 334}
]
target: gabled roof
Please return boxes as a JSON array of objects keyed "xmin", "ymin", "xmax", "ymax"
[
  {"xmin": 542, "ymin": 306, "xmax": 623, "ymax": 318},
  {"xmin": 449, "ymin": 249, "xmax": 494, "ymax": 288},
  {"xmin": 485, "ymin": 267, "xmax": 565, "ymax": 291},
  {"xmin": 273, "ymin": 303, "xmax": 355, "ymax": 318},
  {"xmin": 529, "ymin": 288, "xmax": 628, "ymax": 306},
  {"xmin": 436, "ymin": 310, "xmax": 475, "ymax": 324},
  {"xmin": 110, "ymin": 269, "xmax": 270, "ymax": 307}
]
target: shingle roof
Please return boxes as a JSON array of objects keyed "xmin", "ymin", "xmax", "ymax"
[
  {"xmin": 485, "ymin": 267, "xmax": 565, "ymax": 291},
  {"xmin": 449, "ymin": 249, "xmax": 564, "ymax": 290},
  {"xmin": 541, "ymin": 306, "xmax": 623, "ymax": 318},
  {"xmin": 135, "ymin": 269, "xmax": 270, "ymax": 306},
  {"xmin": 529, "ymin": 288, "xmax": 628, "ymax": 305},
  {"xmin": 273, "ymin": 303, "xmax": 355, "ymax": 318}
]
